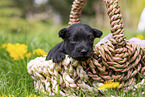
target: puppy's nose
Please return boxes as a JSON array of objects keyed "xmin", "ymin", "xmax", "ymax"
[{"xmin": 80, "ymin": 49, "xmax": 87, "ymax": 55}]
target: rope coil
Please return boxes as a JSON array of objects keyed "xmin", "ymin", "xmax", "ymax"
[{"xmin": 69, "ymin": 0, "xmax": 88, "ymax": 25}]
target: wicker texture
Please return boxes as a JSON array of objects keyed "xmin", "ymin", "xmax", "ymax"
[
  {"xmin": 27, "ymin": 56, "xmax": 100, "ymax": 96},
  {"xmin": 27, "ymin": 0, "xmax": 145, "ymax": 96},
  {"xmin": 69, "ymin": 0, "xmax": 87, "ymax": 26},
  {"xmin": 105, "ymin": 0, "xmax": 126, "ymax": 47}
]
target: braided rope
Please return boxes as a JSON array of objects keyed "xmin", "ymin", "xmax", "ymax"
[
  {"xmin": 68, "ymin": 0, "xmax": 88, "ymax": 26},
  {"xmin": 105, "ymin": 0, "xmax": 126, "ymax": 47},
  {"xmin": 27, "ymin": 56, "xmax": 99, "ymax": 96},
  {"xmin": 84, "ymin": 42, "xmax": 145, "ymax": 86}
]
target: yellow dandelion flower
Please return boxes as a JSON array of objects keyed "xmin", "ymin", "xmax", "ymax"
[
  {"xmin": 136, "ymin": 35, "xmax": 144, "ymax": 40},
  {"xmin": 97, "ymin": 80, "xmax": 122, "ymax": 90},
  {"xmin": 25, "ymin": 52, "xmax": 32, "ymax": 58},
  {"xmin": 33, "ymin": 48, "xmax": 47, "ymax": 56},
  {"xmin": 2, "ymin": 94, "xmax": 7, "ymax": 97},
  {"xmin": 34, "ymin": 95, "xmax": 36, "ymax": 97},
  {"xmin": 8, "ymin": 94, "xmax": 14, "ymax": 97},
  {"xmin": 5, "ymin": 43, "xmax": 28, "ymax": 60}
]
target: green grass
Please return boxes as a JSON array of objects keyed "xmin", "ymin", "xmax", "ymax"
[
  {"xmin": 0, "ymin": 24, "xmax": 62, "ymax": 96},
  {"xmin": 0, "ymin": 22, "xmax": 145, "ymax": 97}
]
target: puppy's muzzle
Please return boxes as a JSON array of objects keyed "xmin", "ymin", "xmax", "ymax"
[
  {"xmin": 72, "ymin": 49, "xmax": 93, "ymax": 61},
  {"xmin": 80, "ymin": 49, "xmax": 87, "ymax": 55}
]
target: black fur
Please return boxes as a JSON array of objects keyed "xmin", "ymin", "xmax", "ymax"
[{"xmin": 46, "ymin": 22, "xmax": 103, "ymax": 63}]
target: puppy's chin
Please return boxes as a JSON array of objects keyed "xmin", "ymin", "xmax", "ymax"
[
  {"xmin": 72, "ymin": 55, "xmax": 91, "ymax": 61},
  {"xmin": 69, "ymin": 51, "xmax": 93, "ymax": 61},
  {"xmin": 75, "ymin": 57, "xmax": 89, "ymax": 61}
]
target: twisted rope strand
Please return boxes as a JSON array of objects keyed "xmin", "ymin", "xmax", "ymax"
[{"xmin": 68, "ymin": 0, "xmax": 88, "ymax": 26}]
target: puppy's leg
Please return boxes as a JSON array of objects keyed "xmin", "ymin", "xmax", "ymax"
[
  {"xmin": 46, "ymin": 42, "xmax": 66, "ymax": 63},
  {"xmin": 52, "ymin": 51, "xmax": 65, "ymax": 63}
]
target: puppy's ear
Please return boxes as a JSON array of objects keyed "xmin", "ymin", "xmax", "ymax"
[
  {"xmin": 93, "ymin": 28, "xmax": 103, "ymax": 38},
  {"xmin": 59, "ymin": 28, "xmax": 68, "ymax": 39}
]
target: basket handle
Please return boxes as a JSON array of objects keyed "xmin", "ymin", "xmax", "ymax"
[
  {"xmin": 68, "ymin": 0, "xmax": 88, "ymax": 25},
  {"xmin": 69, "ymin": 0, "xmax": 126, "ymax": 47}
]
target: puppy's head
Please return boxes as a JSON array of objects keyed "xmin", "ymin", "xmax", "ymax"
[{"xmin": 59, "ymin": 22, "xmax": 103, "ymax": 61}]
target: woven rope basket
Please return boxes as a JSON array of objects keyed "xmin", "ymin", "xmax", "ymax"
[{"xmin": 27, "ymin": 0, "xmax": 145, "ymax": 96}]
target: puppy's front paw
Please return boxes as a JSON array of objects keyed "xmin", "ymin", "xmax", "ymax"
[{"xmin": 53, "ymin": 52, "xmax": 65, "ymax": 63}]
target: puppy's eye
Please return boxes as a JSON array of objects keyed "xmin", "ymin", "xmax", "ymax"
[
  {"xmin": 70, "ymin": 39, "xmax": 77, "ymax": 44},
  {"xmin": 89, "ymin": 38, "xmax": 94, "ymax": 41},
  {"xmin": 89, "ymin": 37, "xmax": 94, "ymax": 41},
  {"xmin": 89, "ymin": 40, "xmax": 93, "ymax": 44},
  {"xmin": 88, "ymin": 35, "xmax": 94, "ymax": 41},
  {"xmin": 89, "ymin": 37, "xmax": 94, "ymax": 45}
]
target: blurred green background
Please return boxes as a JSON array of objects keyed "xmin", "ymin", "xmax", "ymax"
[
  {"xmin": 0, "ymin": 0, "xmax": 145, "ymax": 47},
  {"xmin": 0, "ymin": 0, "xmax": 145, "ymax": 33}
]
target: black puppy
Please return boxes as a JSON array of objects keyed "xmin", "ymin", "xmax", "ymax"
[{"xmin": 46, "ymin": 22, "xmax": 102, "ymax": 63}]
